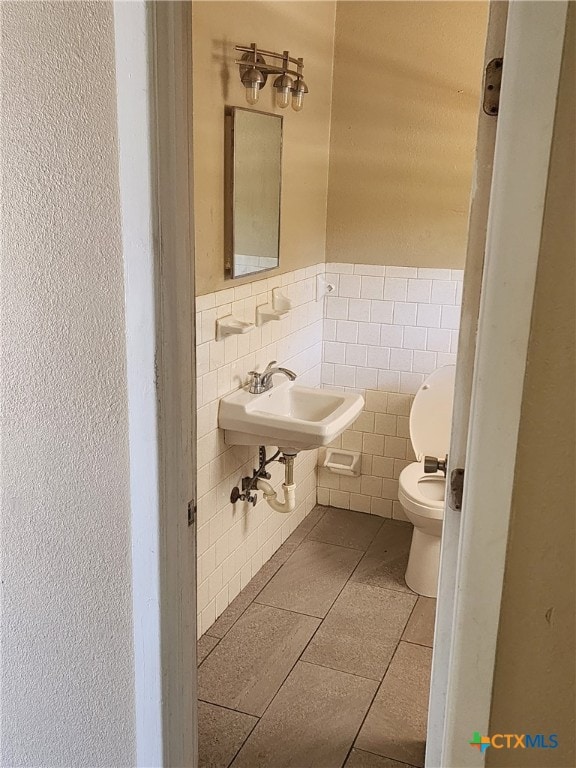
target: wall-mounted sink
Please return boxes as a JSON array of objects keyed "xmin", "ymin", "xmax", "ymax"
[{"xmin": 218, "ymin": 381, "xmax": 364, "ymax": 452}]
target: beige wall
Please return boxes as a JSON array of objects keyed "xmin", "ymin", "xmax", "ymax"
[
  {"xmin": 192, "ymin": 1, "xmax": 336, "ymax": 296},
  {"xmin": 0, "ymin": 2, "xmax": 135, "ymax": 765},
  {"xmin": 326, "ymin": 1, "xmax": 488, "ymax": 268},
  {"xmin": 487, "ymin": 6, "xmax": 575, "ymax": 765}
]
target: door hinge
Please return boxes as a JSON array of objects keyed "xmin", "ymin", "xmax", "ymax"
[
  {"xmin": 450, "ymin": 468, "xmax": 465, "ymax": 511},
  {"xmin": 483, "ymin": 58, "xmax": 503, "ymax": 116},
  {"xmin": 187, "ymin": 500, "xmax": 196, "ymax": 526}
]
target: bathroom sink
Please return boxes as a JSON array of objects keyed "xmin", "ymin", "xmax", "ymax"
[{"xmin": 219, "ymin": 381, "xmax": 364, "ymax": 452}]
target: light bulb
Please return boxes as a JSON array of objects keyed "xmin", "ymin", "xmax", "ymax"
[
  {"xmin": 241, "ymin": 65, "xmax": 264, "ymax": 105},
  {"xmin": 292, "ymin": 90, "xmax": 304, "ymax": 111},
  {"xmin": 273, "ymin": 74, "xmax": 293, "ymax": 110},
  {"xmin": 276, "ymin": 87, "xmax": 291, "ymax": 109},
  {"xmin": 291, "ymin": 77, "xmax": 308, "ymax": 112},
  {"xmin": 246, "ymin": 82, "xmax": 260, "ymax": 105}
]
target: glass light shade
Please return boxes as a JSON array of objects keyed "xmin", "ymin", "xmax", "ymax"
[
  {"xmin": 275, "ymin": 87, "xmax": 291, "ymax": 109},
  {"xmin": 246, "ymin": 82, "xmax": 260, "ymax": 105},
  {"xmin": 292, "ymin": 90, "xmax": 304, "ymax": 111}
]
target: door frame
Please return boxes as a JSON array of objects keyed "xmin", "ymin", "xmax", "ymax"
[
  {"xmin": 113, "ymin": 0, "xmax": 569, "ymax": 766},
  {"xmin": 114, "ymin": 2, "xmax": 197, "ymax": 767},
  {"xmin": 429, "ymin": 1, "xmax": 569, "ymax": 766}
]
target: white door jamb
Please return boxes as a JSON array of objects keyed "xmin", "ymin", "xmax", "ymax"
[
  {"xmin": 114, "ymin": 3, "xmax": 198, "ymax": 766},
  {"xmin": 433, "ymin": 2, "xmax": 569, "ymax": 766}
]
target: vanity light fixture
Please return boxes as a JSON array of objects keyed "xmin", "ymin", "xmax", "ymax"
[{"xmin": 236, "ymin": 43, "xmax": 308, "ymax": 112}]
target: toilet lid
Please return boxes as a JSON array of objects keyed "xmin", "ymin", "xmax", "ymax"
[{"xmin": 410, "ymin": 365, "xmax": 456, "ymax": 461}]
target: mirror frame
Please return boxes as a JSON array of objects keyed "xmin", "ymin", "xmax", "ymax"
[{"xmin": 224, "ymin": 106, "xmax": 283, "ymax": 280}]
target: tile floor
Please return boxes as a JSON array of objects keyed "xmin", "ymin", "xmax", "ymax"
[{"xmin": 197, "ymin": 506, "xmax": 436, "ymax": 768}]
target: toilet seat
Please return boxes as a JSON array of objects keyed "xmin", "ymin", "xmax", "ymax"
[
  {"xmin": 398, "ymin": 462, "xmax": 445, "ymax": 520},
  {"xmin": 397, "ymin": 365, "xmax": 456, "ymax": 597},
  {"xmin": 409, "ymin": 364, "xmax": 456, "ymax": 462}
]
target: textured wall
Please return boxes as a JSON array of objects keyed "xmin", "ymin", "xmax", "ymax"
[
  {"xmin": 0, "ymin": 3, "xmax": 135, "ymax": 765},
  {"xmin": 192, "ymin": 1, "xmax": 336, "ymax": 296},
  {"xmin": 487, "ymin": 7, "xmax": 575, "ymax": 765},
  {"xmin": 326, "ymin": 1, "xmax": 488, "ymax": 268}
]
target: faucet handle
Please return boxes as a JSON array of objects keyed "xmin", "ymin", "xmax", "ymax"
[
  {"xmin": 263, "ymin": 360, "xmax": 278, "ymax": 372},
  {"xmin": 247, "ymin": 370, "xmax": 264, "ymax": 394}
]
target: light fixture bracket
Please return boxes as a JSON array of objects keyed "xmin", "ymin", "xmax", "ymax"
[
  {"xmin": 239, "ymin": 51, "xmax": 268, "ymax": 89},
  {"xmin": 235, "ymin": 43, "xmax": 308, "ymax": 111}
]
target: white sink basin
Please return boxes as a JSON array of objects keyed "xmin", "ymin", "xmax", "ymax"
[{"xmin": 218, "ymin": 381, "xmax": 364, "ymax": 452}]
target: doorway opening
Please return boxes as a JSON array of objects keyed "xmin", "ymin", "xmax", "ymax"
[
  {"xmin": 191, "ymin": 2, "xmax": 491, "ymax": 766},
  {"xmin": 117, "ymin": 0, "xmax": 569, "ymax": 765}
]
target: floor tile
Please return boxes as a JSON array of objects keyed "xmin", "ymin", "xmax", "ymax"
[
  {"xmin": 207, "ymin": 556, "xmax": 284, "ymax": 639},
  {"xmin": 302, "ymin": 583, "xmax": 416, "ymax": 680},
  {"xmin": 307, "ymin": 507, "xmax": 384, "ymax": 551},
  {"xmin": 355, "ymin": 642, "xmax": 432, "ymax": 768},
  {"xmin": 199, "ymin": 603, "xmax": 320, "ymax": 716},
  {"xmin": 351, "ymin": 520, "xmax": 413, "ymax": 594},
  {"xmin": 402, "ymin": 597, "xmax": 436, "ymax": 647},
  {"xmin": 256, "ymin": 539, "xmax": 363, "ymax": 618},
  {"xmin": 198, "ymin": 634, "xmax": 219, "ymax": 666},
  {"xmin": 283, "ymin": 504, "xmax": 328, "ymax": 547},
  {"xmin": 198, "ymin": 701, "xmax": 257, "ymax": 768},
  {"xmin": 231, "ymin": 661, "xmax": 378, "ymax": 768},
  {"xmin": 345, "ymin": 748, "xmax": 417, "ymax": 768},
  {"xmin": 207, "ymin": 508, "xmax": 326, "ymax": 639}
]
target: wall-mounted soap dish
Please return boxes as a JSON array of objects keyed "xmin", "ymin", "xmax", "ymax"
[
  {"xmin": 256, "ymin": 303, "xmax": 288, "ymax": 327},
  {"xmin": 216, "ymin": 315, "xmax": 254, "ymax": 341},
  {"xmin": 272, "ymin": 288, "xmax": 293, "ymax": 312}
]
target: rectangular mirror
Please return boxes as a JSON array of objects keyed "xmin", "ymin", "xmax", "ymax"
[{"xmin": 225, "ymin": 107, "xmax": 283, "ymax": 279}]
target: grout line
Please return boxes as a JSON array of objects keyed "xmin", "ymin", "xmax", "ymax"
[
  {"xmin": 350, "ymin": 745, "xmax": 419, "ymax": 768},
  {"xmin": 198, "ymin": 695, "xmax": 264, "ymax": 766},
  {"xmin": 288, "ymin": 536, "xmax": 370, "ymax": 554},
  {"xmin": 197, "ymin": 637, "xmax": 221, "ymax": 669},
  {"xmin": 344, "ymin": 640, "xmax": 407, "ymax": 765},
  {"xmin": 401, "ymin": 639, "xmax": 434, "ymax": 650},
  {"xmin": 224, "ymin": 712, "xmax": 260, "ymax": 768},
  {"xmin": 400, "ymin": 596, "xmax": 421, "ymax": 642},
  {"xmin": 236, "ymin": 614, "xmax": 324, "ymax": 728},
  {"xmin": 400, "ymin": 637, "xmax": 434, "ymax": 650},
  {"xmin": 303, "ymin": 507, "xmax": 386, "ymax": 552},
  {"xmin": 360, "ymin": 582, "xmax": 415, "ymax": 596},
  {"xmin": 251, "ymin": 601, "xmax": 325, "ymax": 622},
  {"xmin": 198, "ymin": 698, "xmax": 260, "ymax": 719},
  {"xmin": 297, "ymin": 658, "xmax": 382, "ymax": 684}
]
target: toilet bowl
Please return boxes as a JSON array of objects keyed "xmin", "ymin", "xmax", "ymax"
[{"xmin": 398, "ymin": 365, "xmax": 456, "ymax": 597}]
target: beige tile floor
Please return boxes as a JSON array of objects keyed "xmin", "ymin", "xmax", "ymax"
[{"xmin": 197, "ymin": 506, "xmax": 436, "ymax": 768}]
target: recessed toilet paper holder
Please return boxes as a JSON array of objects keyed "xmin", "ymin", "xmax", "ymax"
[{"xmin": 321, "ymin": 448, "xmax": 361, "ymax": 477}]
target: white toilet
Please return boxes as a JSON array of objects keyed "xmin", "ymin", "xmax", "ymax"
[{"xmin": 398, "ymin": 365, "xmax": 456, "ymax": 597}]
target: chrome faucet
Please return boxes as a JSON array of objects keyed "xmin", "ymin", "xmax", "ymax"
[{"xmin": 248, "ymin": 360, "xmax": 297, "ymax": 394}]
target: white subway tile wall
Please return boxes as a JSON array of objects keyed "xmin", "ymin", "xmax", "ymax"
[
  {"xmin": 195, "ymin": 264, "xmax": 324, "ymax": 637},
  {"xmin": 195, "ymin": 261, "xmax": 463, "ymax": 635},
  {"xmin": 319, "ymin": 264, "xmax": 463, "ymax": 521}
]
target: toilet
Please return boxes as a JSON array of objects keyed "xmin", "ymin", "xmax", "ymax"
[{"xmin": 398, "ymin": 365, "xmax": 456, "ymax": 597}]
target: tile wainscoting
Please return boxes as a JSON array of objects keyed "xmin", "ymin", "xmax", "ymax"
[
  {"xmin": 319, "ymin": 263, "xmax": 463, "ymax": 520},
  {"xmin": 195, "ymin": 264, "xmax": 325, "ymax": 636},
  {"xmin": 195, "ymin": 261, "xmax": 463, "ymax": 634}
]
